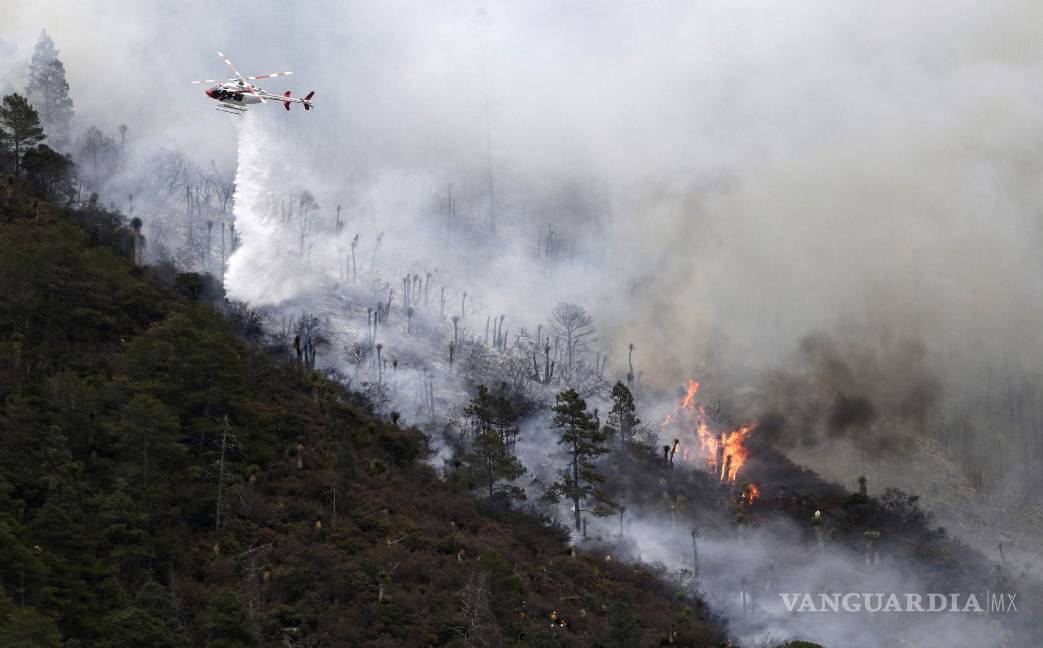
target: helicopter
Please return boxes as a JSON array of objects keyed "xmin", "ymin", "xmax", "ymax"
[{"xmin": 192, "ymin": 51, "xmax": 314, "ymax": 115}]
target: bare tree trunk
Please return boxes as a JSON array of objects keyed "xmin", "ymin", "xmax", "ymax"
[
  {"xmin": 627, "ymin": 343, "xmax": 635, "ymax": 388},
  {"xmin": 351, "ymin": 235, "xmax": 358, "ymax": 281},
  {"xmin": 572, "ymin": 435, "xmax": 581, "ymax": 532}
]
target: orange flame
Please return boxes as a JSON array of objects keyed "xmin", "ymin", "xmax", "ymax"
[
  {"xmin": 661, "ymin": 379, "xmax": 757, "ymax": 485},
  {"xmin": 743, "ymin": 483, "xmax": 760, "ymax": 505}
]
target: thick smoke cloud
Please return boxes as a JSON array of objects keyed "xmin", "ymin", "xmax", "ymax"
[{"xmin": 7, "ymin": 1, "xmax": 1043, "ymax": 384}]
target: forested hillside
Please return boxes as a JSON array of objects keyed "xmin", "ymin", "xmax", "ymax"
[
  {"xmin": 6, "ymin": 16, "xmax": 1043, "ymax": 646},
  {"xmin": 0, "ymin": 177, "xmax": 731, "ymax": 646}
]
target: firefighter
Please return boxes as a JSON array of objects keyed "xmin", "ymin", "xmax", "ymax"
[{"xmin": 812, "ymin": 509, "xmax": 825, "ymax": 549}]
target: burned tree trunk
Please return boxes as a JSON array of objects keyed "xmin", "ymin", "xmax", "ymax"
[
  {"xmin": 626, "ymin": 343, "xmax": 635, "ymax": 388},
  {"xmin": 690, "ymin": 527, "xmax": 700, "ymax": 578}
]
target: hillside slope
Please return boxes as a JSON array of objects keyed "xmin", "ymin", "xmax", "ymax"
[{"xmin": 0, "ymin": 181, "xmax": 730, "ymax": 647}]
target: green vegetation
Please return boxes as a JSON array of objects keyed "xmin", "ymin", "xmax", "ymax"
[
  {"xmin": 459, "ymin": 384, "xmax": 526, "ymax": 501},
  {"xmin": 605, "ymin": 381, "xmax": 639, "ymax": 454},
  {"xmin": 0, "ymin": 93, "xmax": 46, "ymax": 175},
  {"xmin": 542, "ymin": 389, "xmax": 615, "ymax": 533},
  {"xmin": 0, "ymin": 171, "xmax": 729, "ymax": 645}
]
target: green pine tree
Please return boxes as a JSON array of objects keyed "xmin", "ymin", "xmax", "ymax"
[
  {"xmin": 26, "ymin": 31, "xmax": 74, "ymax": 151},
  {"xmin": 490, "ymin": 381, "xmax": 520, "ymax": 449},
  {"xmin": 544, "ymin": 388, "xmax": 614, "ymax": 532},
  {"xmin": 22, "ymin": 144, "xmax": 74, "ymax": 202},
  {"xmin": 198, "ymin": 589, "xmax": 256, "ymax": 648},
  {"xmin": 0, "ymin": 94, "xmax": 46, "ymax": 175},
  {"xmin": 461, "ymin": 385, "xmax": 526, "ymax": 500},
  {"xmin": 596, "ymin": 601, "xmax": 641, "ymax": 647},
  {"xmin": 97, "ymin": 487, "xmax": 151, "ymax": 581},
  {"xmin": 606, "ymin": 381, "xmax": 639, "ymax": 454},
  {"xmin": 96, "ymin": 583, "xmax": 188, "ymax": 648},
  {"xmin": 0, "ymin": 606, "xmax": 62, "ymax": 648},
  {"xmin": 113, "ymin": 394, "xmax": 186, "ymax": 509}
]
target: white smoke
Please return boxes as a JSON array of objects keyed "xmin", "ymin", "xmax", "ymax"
[
  {"xmin": 604, "ymin": 509, "xmax": 1011, "ymax": 648},
  {"xmin": 224, "ymin": 113, "xmax": 328, "ymax": 305}
]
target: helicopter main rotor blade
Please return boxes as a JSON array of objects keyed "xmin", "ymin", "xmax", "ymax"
[
  {"xmin": 244, "ymin": 71, "xmax": 293, "ymax": 80},
  {"xmin": 217, "ymin": 51, "xmax": 246, "ymax": 81},
  {"xmin": 194, "ymin": 74, "xmax": 291, "ymax": 85},
  {"xmin": 194, "ymin": 76, "xmax": 290, "ymax": 85},
  {"xmin": 217, "ymin": 51, "xmax": 265, "ymax": 103}
]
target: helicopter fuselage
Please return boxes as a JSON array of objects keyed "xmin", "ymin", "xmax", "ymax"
[{"xmin": 205, "ymin": 84, "xmax": 264, "ymax": 105}]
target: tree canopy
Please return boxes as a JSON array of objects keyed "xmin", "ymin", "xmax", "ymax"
[
  {"xmin": 26, "ymin": 32, "xmax": 74, "ymax": 150},
  {"xmin": 544, "ymin": 388, "xmax": 615, "ymax": 532},
  {"xmin": 460, "ymin": 384, "xmax": 526, "ymax": 501},
  {"xmin": 0, "ymin": 93, "xmax": 46, "ymax": 174}
]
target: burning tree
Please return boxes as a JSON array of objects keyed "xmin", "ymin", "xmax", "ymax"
[
  {"xmin": 661, "ymin": 380, "xmax": 756, "ymax": 485},
  {"xmin": 543, "ymin": 388, "xmax": 615, "ymax": 532}
]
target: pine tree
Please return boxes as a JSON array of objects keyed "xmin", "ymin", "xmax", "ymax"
[
  {"xmin": 606, "ymin": 381, "xmax": 639, "ymax": 454},
  {"xmin": 113, "ymin": 394, "xmax": 186, "ymax": 513},
  {"xmin": 0, "ymin": 607, "xmax": 62, "ymax": 648},
  {"xmin": 0, "ymin": 94, "xmax": 46, "ymax": 175},
  {"xmin": 25, "ymin": 30, "xmax": 73, "ymax": 149},
  {"xmin": 22, "ymin": 144, "xmax": 74, "ymax": 202},
  {"xmin": 28, "ymin": 29, "xmax": 58, "ymax": 65},
  {"xmin": 78, "ymin": 125, "xmax": 117, "ymax": 192},
  {"xmin": 544, "ymin": 388, "xmax": 614, "ymax": 532},
  {"xmin": 0, "ymin": 123, "xmax": 8, "ymax": 170},
  {"xmin": 199, "ymin": 589, "xmax": 256, "ymax": 648},
  {"xmin": 461, "ymin": 385, "xmax": 526, "ymax": 500},
  {"xmin": 97, "ymin": 487, "xmax": 151, "ymax": 581},
  {"xmin": 463, "ymin": 384, "xmax": 496, "ymax": 442},
  {"xmin": 490, "ymin": 381, "xmax": 520, "ymax": 450},
  {"xmin": 598, "ymin": 601, "xmax": 641, "ymax": 647},
  {"xmin": 96, "ymin": 583, "xmax": 188, "ymax": 648}
]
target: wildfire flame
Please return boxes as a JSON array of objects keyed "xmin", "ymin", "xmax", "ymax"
[
  {"xmin": 744, "ymin": 483, "xmax": 760, "ymax": 504},
  {"xmin": 661, "ymin": 380, "xmax": 757, "ymax": 485}
]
